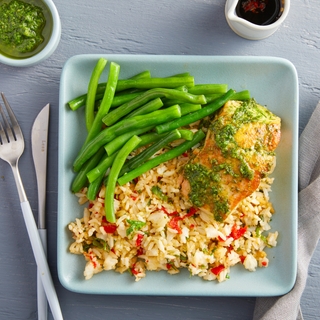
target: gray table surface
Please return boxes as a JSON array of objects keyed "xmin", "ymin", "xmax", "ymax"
[{"xmin": 1, "ymin": 0, "xmax": 320, "ymax": 319}]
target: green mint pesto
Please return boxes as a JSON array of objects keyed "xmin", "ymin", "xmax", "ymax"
[
  {"xmin": 184, "ymin": 162, "xmax": 227, "ymax": 222},
  {"xmin": 212, "ymin": 160, "xmax": 239, "ymax": 178},
  {"xmin": 209, "ymin": 99, "xmax": 274, "ymax": 180},
  {"xmin": 0, "ymin": 0, "xmax": 53, "ymax": 59},
  {"xmin": 232, "ymin": 100, "xmax": 273, "ymax": 124}
]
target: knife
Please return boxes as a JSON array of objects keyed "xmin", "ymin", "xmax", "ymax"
[{"xmin": 32, "ymin": 104, "xmax": 50, "ymax": 320}]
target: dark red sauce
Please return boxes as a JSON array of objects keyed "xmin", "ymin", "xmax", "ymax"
[{"xmin": 236, "ymin": 0, "xmax": 281, "ymax": 25}]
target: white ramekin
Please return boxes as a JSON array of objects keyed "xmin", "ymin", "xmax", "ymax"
[
  {"xmin": 225, "ymin": 0, "xmax": 290, "ymax": 40},
  {"xmin": 0, "ymin": 0, "xmax": 61, "ymax": 67}
]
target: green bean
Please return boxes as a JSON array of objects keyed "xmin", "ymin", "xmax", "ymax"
[
  {"xmin": 231, "ymin": 90, "xmax": 251, "ymax": 101},
  {"xmin": 104, "ymin": 126, "xmax": 154, "ymax": 156},
  {"xmin": 204, "ymin": 90, "xmax": 251, "ymax": 104},
  {"xmin": 85, "ymin": 58, "xmax": 107, "ymax": 132},
  {"xmin": 68, "ymin": 93, "xmax": 95, "ymax": 111},
  {"xmin": 111, "ymin": 92, "xmax": 141, "ymax": 108},
  {"xmin": 102, "ymin": 133, "xmax": 161, "ymax": 186},
  {"xmin": 175, "ymin": 85, "xmax": 189, "ymax": 92},
  {"xmin": 204, "ymin": 93, "xmax": 224, "ymax": 104},
  {"xmin": 119, "ymin": 129, "xmax": 182, "ymax": 176},
  {"xmin": 87, "ymin": 173, "xmax": 104, "ymax": 201},
  {"xmin": 75, "ymin": 147, "xmax": 122, "ymax": 197},
  {"xmin": 71, "ymin": 148, "xmax": 106, "ymax": 193},
  {"xmin": 136, "ymin": 132, "xmax": 168, "ymax": 147},
  {"xmin": 95, "ymin": 91, "xmax": 147, "ymax": 110},
  {"xmin": 130, "ymin": 70, "xmax": 151, "ymax": 80},
  {"xmin": 113, "ymin": 80, "xmax": 193, "ymax": 107},
  {"xmin": 155, "ymin": 89, "xmax": 235, "ymax": 134},
  {"xmin": 83, "ymin": 75, "xmax": 192, "ymax": 100},
  {"xmin": 102, "ymin": 88, "xmax": 206, "ymax": 126},
  {"xmin": 188, "ymin": 84, "xmax": 228, "ymax": 95},
  {"xmin": 123, "ymin": 98, "xmax": 163, "ymax": 120},
  {"xmin": 168, "ymin": 72, "xmax": 191, "ymax": 77},
  {"xmin": 105, "ymin": 135, "xmax": 142, "ymax": 223},
  {"xmin": 67, "ymin": 71, "xmax": 151, "ymax": 111},
  {"xmin": 204, "ymin": 90, "xmax": 251, "ymax": 105},
  {"xmin": 112, "ymin": 104, "xmax": 181, "ymax": 136},
  {"xmin": 107, "ymin": 130, "xmax": 194, "ymax": 181},
  {"xmin": 85, "ymin": 61, "xmax": 120, "ymax": 144},
  {"xmin": 73, "ymin": 105, "xmax": 182, "ymax": 172},
  {"xmin": 115, "ymin": 76, "xmax": 194, "ymax": 92},
  {"xmin": 73, "ymin": 131, "xmax": 116, "ymax": 172},
  {"xmin": 179, "ymin": 103, "xmax": 202, "ymax": 115},
  {"xmin": 117, "ymin": 130, "xmax": 206, "ymax": 186},
  {"xmin": 161, "ymin": 99, "xmax": 181, "ymax": 107},
  {"xmin": 113, "ymin": 71, "xmax": 151, "ymax": 95},
  {"xmin": 161, "ymin": 98, "xmax": 201, "ymax": 109},
  {"xmin": 102, "ymin": 132, "xmax": 169, "ymax": 186},
  {"xmin": 87, "ymin": 152, "xmax": 118, "ymax": 184},
  {"xmin": 178, "ymin": 129, "xmax": 194, "ymax": 141}
]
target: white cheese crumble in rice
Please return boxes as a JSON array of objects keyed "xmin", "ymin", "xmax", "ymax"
[{"xmin": 68, "ymin": 151, "xmax": 278, "ymax": 282}]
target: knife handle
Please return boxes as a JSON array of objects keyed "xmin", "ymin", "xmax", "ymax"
[
  {"xmin": 38, "ymin": 229, "xmax": 48, "ymax": 320},
  {"xmin": 20, "ymin": 201, "xmax": 63, "ymax": 320}
]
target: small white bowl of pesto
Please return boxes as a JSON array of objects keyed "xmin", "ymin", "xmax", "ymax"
[{"xmin": 0, "ymin": 0, "xmax": 61, "ymax": 67}]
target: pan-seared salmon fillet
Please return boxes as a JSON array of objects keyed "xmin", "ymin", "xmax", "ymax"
[{"xmin": 181, "ymin": 99, "xmax": 281, "ymax": 221}]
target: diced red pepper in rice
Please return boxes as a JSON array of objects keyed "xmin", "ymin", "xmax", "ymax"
[
  {"xmin": 230, "ymin": 224, "xmax": 247, "ymax": 240},
  {"xmin": 211, "ymin": 264, "xmax": 225, "ymax": 275},
  {"xmin": 136, "ymin": 233, "xmax": 144, "ymax": 247},
  {"xmin": 131, "ymin": 263, "xmax": 140, "ymax": 275},
  {"xmin": 168, "ymin": 217, "xmax": 182, "ymax": 234},
  {"xmin": 101, "ymin": 217, "xmax": 117, "ymax": 234}
]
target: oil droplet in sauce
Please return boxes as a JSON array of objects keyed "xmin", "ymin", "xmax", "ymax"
[{"xmin": 236, "ymin": 0, "xmax": 281, "ymax": 25}]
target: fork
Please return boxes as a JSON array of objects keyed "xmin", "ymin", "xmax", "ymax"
[{"xmin": 0, "ymin": 93, "xmax": 63, "ymax": 320}]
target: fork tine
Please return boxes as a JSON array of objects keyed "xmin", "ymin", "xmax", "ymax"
[
  {"xmin": 0, "ymin": 101, "xmax": 10, "ymax": 143},
  {"xmin": 0, "ymin": 110, "xmax": 7, "ymax": 144},
  {"xmin": 1, "ymin": 92, "xmax": 23, "ymax": 142}
]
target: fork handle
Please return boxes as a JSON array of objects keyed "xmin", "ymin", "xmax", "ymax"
[
  {"xmin": 21, "ymin": 201, "xmax": 63, "ymax": 320},
  {"xmin": 37, "ymin": 229, "xmax": 48, "ymax": 320}
]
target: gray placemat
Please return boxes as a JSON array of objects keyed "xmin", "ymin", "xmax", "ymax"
[{"xmin": 253, "ymin": 101, "xmax": 320, "ymax": 320}]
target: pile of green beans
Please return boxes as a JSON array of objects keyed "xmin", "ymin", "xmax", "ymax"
[{"xmin": 69, "ymin": 58, "xmax": 250, "ymax": 222}]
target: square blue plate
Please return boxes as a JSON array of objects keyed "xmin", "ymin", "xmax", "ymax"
[{"xmin": 58, "ymin": 54, "xmax": 298, "ymax": 296}]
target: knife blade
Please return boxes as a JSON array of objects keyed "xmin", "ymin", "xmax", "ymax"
[{"xmin": 32, "ymin": 104, "xmax": 50, "ymax": 320}]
